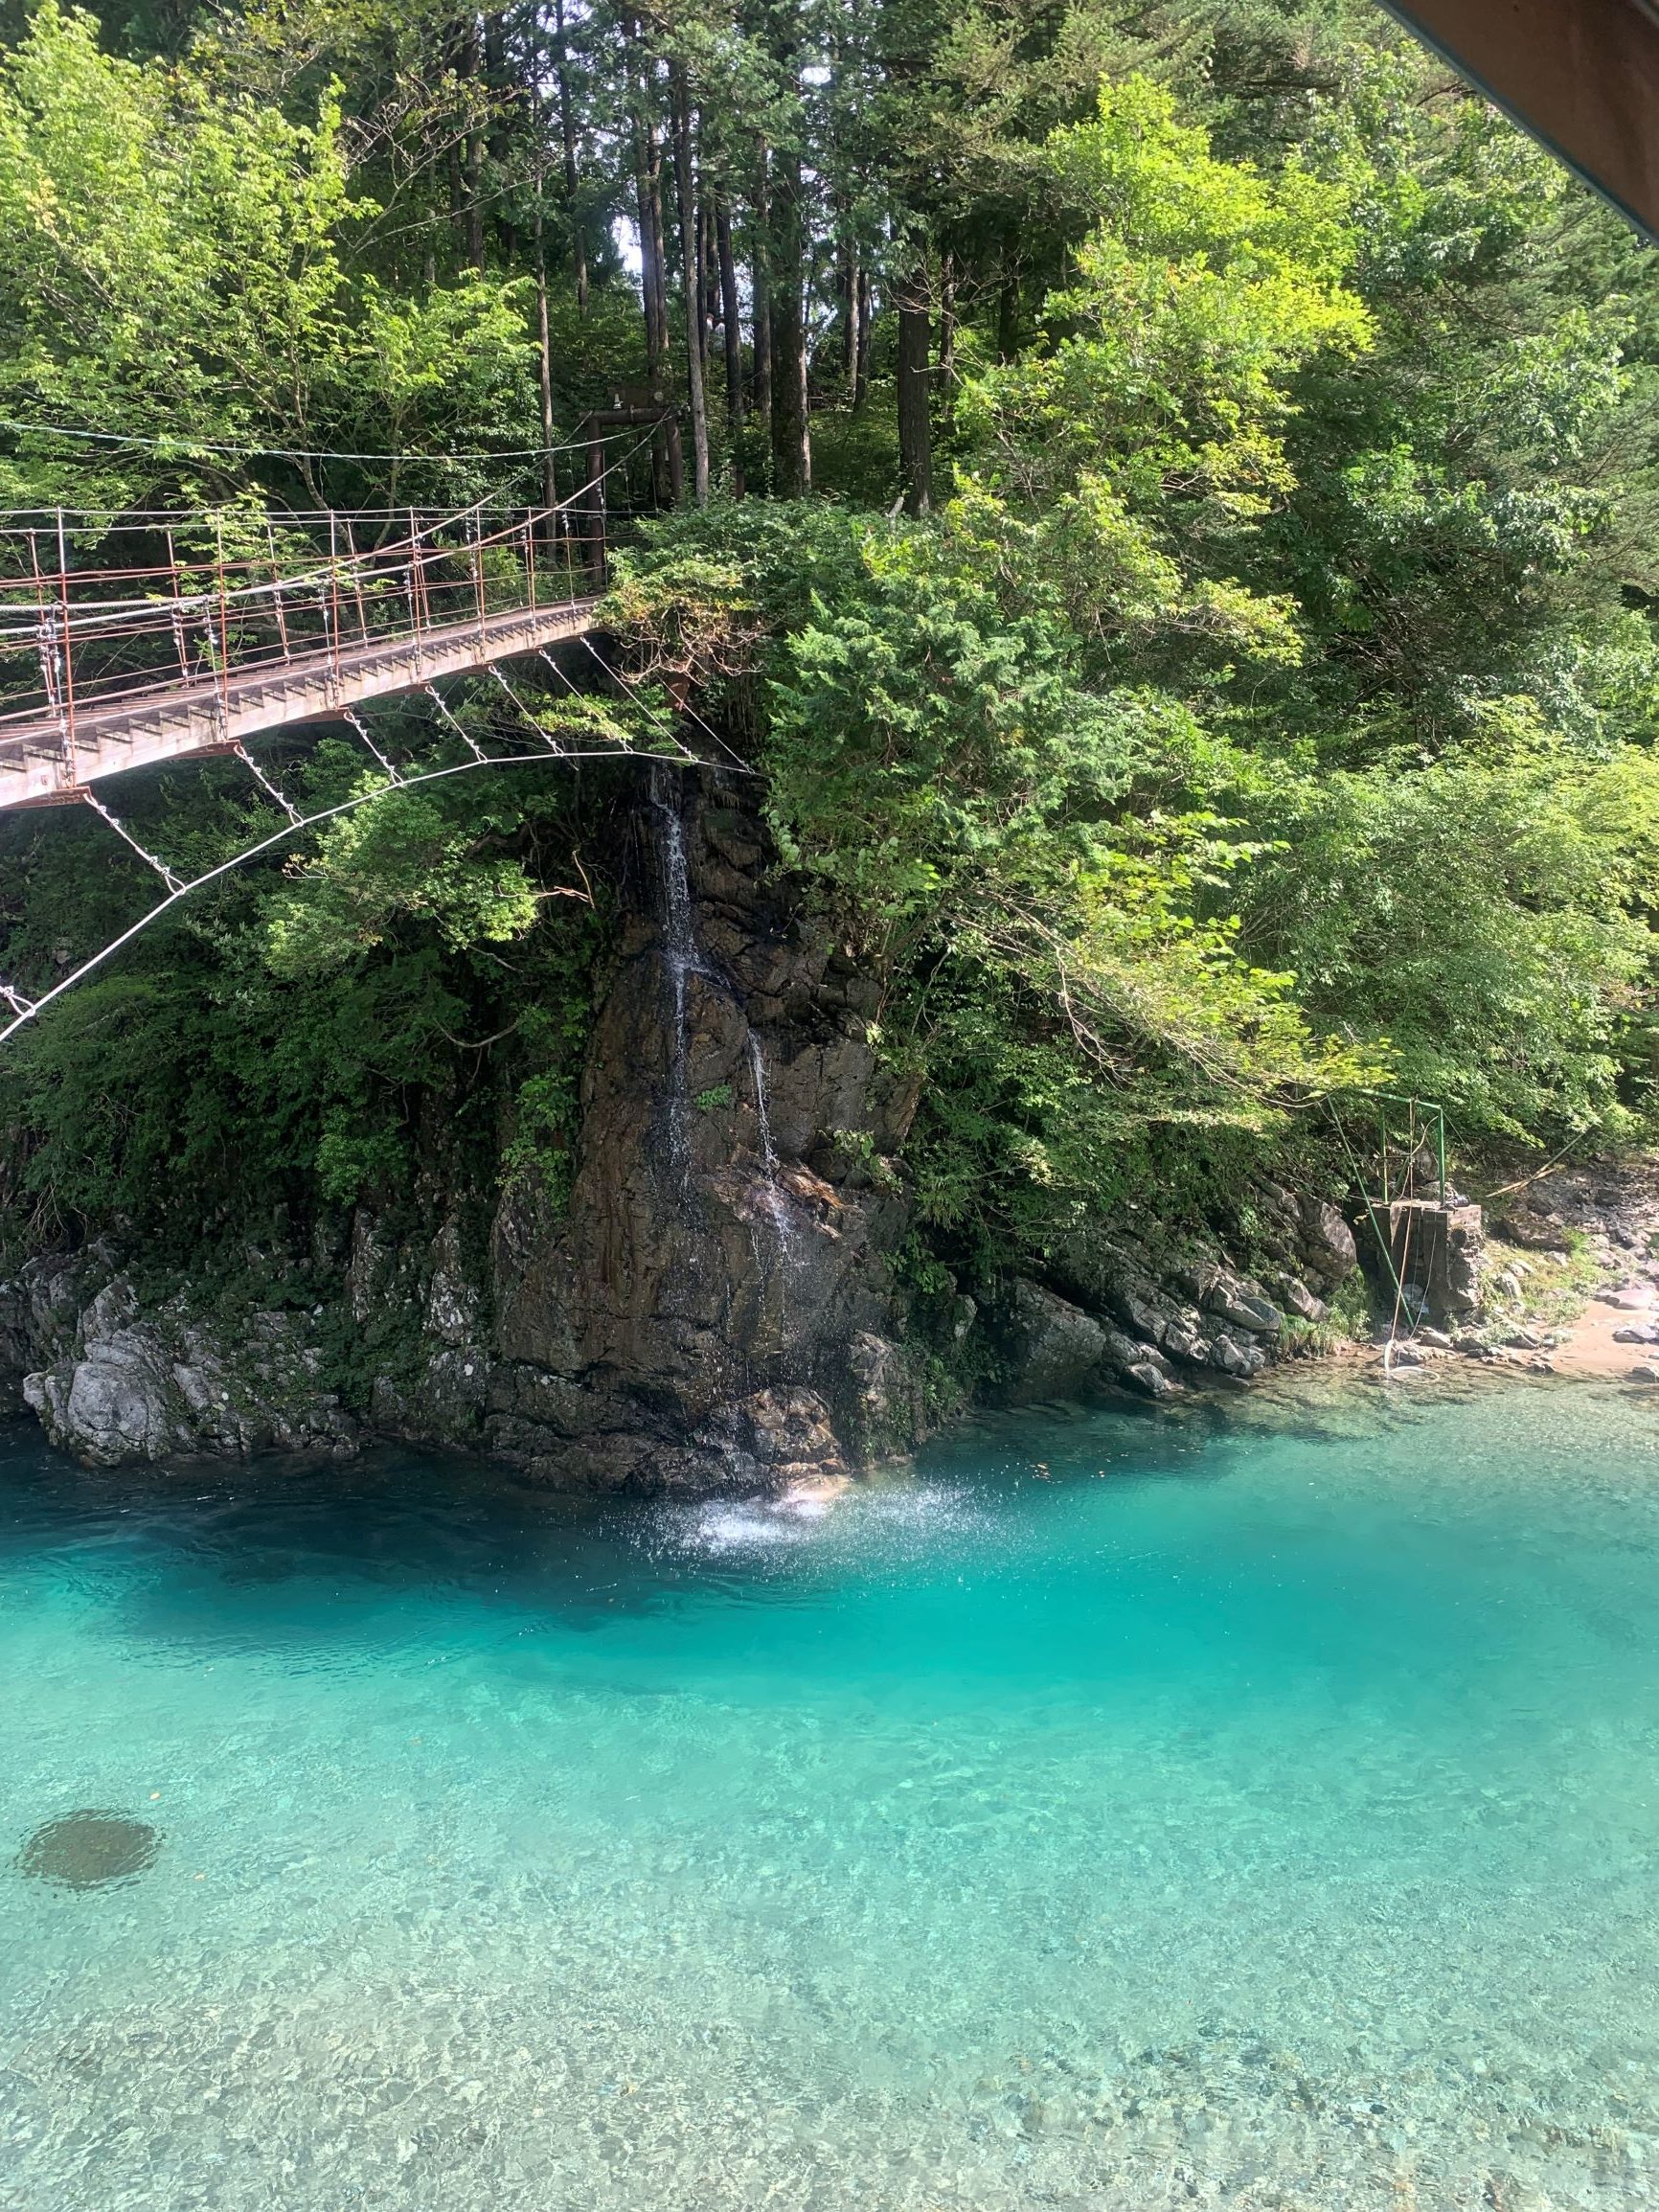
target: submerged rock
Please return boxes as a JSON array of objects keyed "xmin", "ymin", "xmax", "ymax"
[{"xmin": 17, "ymin": 1811, "xmax": 160, "ymax": 1889}]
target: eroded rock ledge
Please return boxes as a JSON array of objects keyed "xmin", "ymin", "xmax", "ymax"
[
  {"xmin": 0, "ymin": 774, "xmax": 1492, "ymax": 1486},
  {"xmin": 992, "ymin": 1185, "xmax": 1361, "ymax": 1404},
  {"xmin": 3, "ymin": 779, "xmax": 926, "ymax": 1492}
]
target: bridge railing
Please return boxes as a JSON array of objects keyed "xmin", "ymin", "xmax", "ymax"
[{"xmin": 0, "ymin": 430, "xmax": 662, "ymax": 761}]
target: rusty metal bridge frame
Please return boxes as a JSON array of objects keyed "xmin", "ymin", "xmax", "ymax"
[
  {"xmin": 0, "ymin": 430, "xmax": 662, "ymax": 812},
  {"xmin": 0, "ymin": 424, "xmax": 737, "ymax": 1045}
]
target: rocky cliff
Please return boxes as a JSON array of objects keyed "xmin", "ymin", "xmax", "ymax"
[
  {"xmin": 1, "ymin": 768, "xmax": 1404, "ymax": 1485},
  {"xmin": 5, "ymin": 771, "xmax": 927, "ymax": 1491}
]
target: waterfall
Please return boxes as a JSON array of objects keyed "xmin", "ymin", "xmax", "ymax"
[
  {"xmin": 748, "ymin": 1031, "xmax": 797, "ymax": 1272},
  {"xmin": 652, "ymin": 769, "xmax": 701, "ymax": 1183}
]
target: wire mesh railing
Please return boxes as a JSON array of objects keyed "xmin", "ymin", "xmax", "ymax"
[{"xmin": 0, "ymin": 429, "xmax": 663, "ymax": 762}]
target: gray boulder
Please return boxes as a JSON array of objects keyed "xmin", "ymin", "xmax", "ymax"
[{"xmin": 997, "ymin": 1280, "xmax": 1107, "ymax": 1400}]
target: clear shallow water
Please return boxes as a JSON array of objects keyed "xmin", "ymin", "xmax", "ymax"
[{"xmin": 3, "ymin": 1381, "xmax": 1659, "ymax": 2209}]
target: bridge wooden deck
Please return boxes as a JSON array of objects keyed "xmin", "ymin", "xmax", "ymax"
[{"xmin": 0, "ymin": 595, "xmax": 602, "ymax": 810}]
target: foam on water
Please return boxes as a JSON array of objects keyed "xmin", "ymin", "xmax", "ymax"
[{"xmin": 5, "ymin": 1381, "xmax": 1659, "ymax": 2208}]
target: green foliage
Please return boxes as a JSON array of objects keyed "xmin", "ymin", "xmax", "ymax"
[
  {"xmin": 0, "ymin": 1, "xmax": 537, "ymax": 513},
  {"xmin": 6, "ymin": 0, "xmax": 1659, "ymax": 1311}
]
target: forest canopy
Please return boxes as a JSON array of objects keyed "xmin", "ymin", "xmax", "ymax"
[{"xmin": 1, "ymin": 0, "xmax": 1657, "ymax": 1278}]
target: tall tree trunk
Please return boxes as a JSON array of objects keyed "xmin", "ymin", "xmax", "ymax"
[
  {"xmin": 670, "ymin": 65, "xmax": 710, "ymax": 505},
  {"xmin": 554, "ymin": 0, "xmax": 588, "ymax": 315},
  {"xmin": 939, "ymin": 249, "xmax": 958, "ymax": 436},
  {"xmin": 997, "ymin": 228, "xmax": 1020, "ymax": 361},
  {"xmin": 466, "ymin": 132, "xmax": 486, "ymax": 270},
  {"xmin": 769, "ymin": 136, "xmax": 809, "ymax": 497},
  {"xmin": 484, "ymin": 11, "xmax": 512, "ymax": 261},
  {"xmin": 853, "ymin": 265, "xmax": 872, "ymax": 409},
  {"xmin": 534, "ymin": 206, "xmax": 557, "ymax": 514},
  {"xmin": 626, "ymin": 38, "xmax": 679, "ymax": 504},
  {"xmin": 462, "ymin": 13, "xmax": 486, "ymax": 276},
  {"xmin": 897, "ymin": 264, "xmax": 932, "ymax": 517},
  {"xmin": 841, "ymin": 235, "xmax": 861, "ymax": 399},
  {"xmin": 716, "ymin": 194, "xmax": 745, "ymax": 495},
  {"xmin": 752, "ymin": 146, "xmax": 773, "ymax": 462}
]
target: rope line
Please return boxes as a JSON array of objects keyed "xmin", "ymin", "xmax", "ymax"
[
  {"xmin": 0, "ymin": 417, "xmax": 661, "ymax": 467},
  {"xmin": 80, "ymin": 791, "xmax": 184, "ymax": 893},
  {"xmin": 0, "ymin": 744, "xmax": 716, "ymax": 1053}
]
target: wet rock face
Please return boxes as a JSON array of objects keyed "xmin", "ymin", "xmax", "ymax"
[
  {"xmin": 0, "ymin": 780, "xmax": 923, "ymax": 1493},
  {"xmin": 478, "ymin": 776, "xmax": 921, "ymax": 1494}
]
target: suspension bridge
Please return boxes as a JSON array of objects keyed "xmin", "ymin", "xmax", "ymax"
[
  {"xmin": 0, "ymin": 430, "xmax": 658, "ymax": 810},
  {"xmin": 0, "ymin": 424, "xmax": 716, "ymax": 1043}
]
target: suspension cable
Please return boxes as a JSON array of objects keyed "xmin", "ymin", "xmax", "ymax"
[
  {"xmin": 341, "ymin": 707, "xmax": 404, "ymax": 785},
  {"xmin": 574, "ymin": 635, "xmax": 754, "ymax": 777},
  {"xmin": 234, "ymin": 744, "xmax": 302, "ymax": 826},
  {"xmin": 80, "ymin": 790, "xmax": 184, "ymax": 893},
  {"xmin": 0, "ymin": 417, "xmax": 660, "ymax": 468},
  {"xmin": 0, "ymin": 745, "xmax": 714, "ymax": 1053},
  {"xmin": 424, "ymin": 685, "xmax": 489, "ymax": 760}
]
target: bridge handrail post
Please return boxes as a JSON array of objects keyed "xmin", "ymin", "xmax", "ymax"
[
  {"xmin": 267, "ymin": 522, "xmax": 291, "ymax": 662},
  {"xmin": 55, "ymin": 508, "xmax": 78, "ymax": 763},
  {"xmin": 470, "ymin": 508, "xmax": 486, "ymax": 644},
  {"xmin": 213, "ymin": 513, "xmax": 231, "ymax": 718},
  {"xmin": 407, "ymin": 509, "xmax": 422, "ymax": 638},
  {"xmin": 344, "ymin": 516, "xmax": 370, "ymax": 644},
  {"xmin": 166, "ymin": 530, "xmax": 191, "ymax": 677},
  {"xmin": 328, "ymin": 513, "xmax": 343, "ymax": 676}
]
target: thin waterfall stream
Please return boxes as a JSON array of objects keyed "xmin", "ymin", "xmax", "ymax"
[
  {"xmin": 748, "ymin": 1030, "xmax": 798, "ymax": 1275},
  {"xmin": 651, "ymin": 771, "xmax": 702, "ymax": 1186}
]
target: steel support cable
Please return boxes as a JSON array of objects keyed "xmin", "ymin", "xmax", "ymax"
[
  {"xmin": 234, "ymin": 744, "xmax": 302, "ymax": 825},
  {"xmin": 424, "ymin": 685, "xmax": 489, "ymax": 760},
  {"xmin": 80, "ymin": 790, "xmax": 184, "ymax": 893},
  {"xmin": 0, "ymin": 418, "xmax": 658, "ymax": 467},
  {"xmin": 341, "ymin": 707, "xmax": 403, "ymax": 785},
  {"xmin": 534, "ymin": 648, "xmax": 684, "ymax": 762},
  {"xmin": 487, "ymin": 663, "xmax": 595, "ymax": 757},
  {"xmin": 574, "ymin": 635, "xmax": 753, "ymax": 777},
  {"xmin": 0, "ymin": 747, "xmax": 693, "ymax": 1053}
]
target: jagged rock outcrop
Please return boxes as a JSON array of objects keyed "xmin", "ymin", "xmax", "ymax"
[
  {"xmin": 8, "ymin": 775, "xmax": 927, "ymax": 1492},
  {"xmin": 0, "ymin": 773, "xmax": 1372, "ymax": 1486},
  {"xmin": 16, "ymin": 1253, "xmax": 357, "ymax": 1466},
  {"xmin": 991, "ymin": 1178, "xmax": 1367, "ymax": 1405}
]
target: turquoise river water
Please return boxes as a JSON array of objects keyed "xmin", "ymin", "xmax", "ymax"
[{"xmin": 4, "ymin": 1377, "xmax": 1659, "ymax": 2210}]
